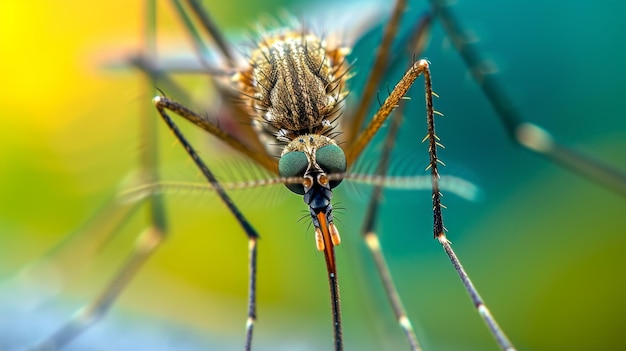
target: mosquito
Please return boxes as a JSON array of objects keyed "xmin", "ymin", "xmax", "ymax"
[{"xmin": 7, "ymin": 0, "xmax": 625, "ymax": 350}]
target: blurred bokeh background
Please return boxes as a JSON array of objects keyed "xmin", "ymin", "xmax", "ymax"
[{"xmin": 1, "ymin": 0, "xmax": 625, "ymax": 350}]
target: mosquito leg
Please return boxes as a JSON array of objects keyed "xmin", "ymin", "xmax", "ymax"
[
  {"xmin": 150, "ymin": 95, "xmax": 277, "ymax": 172},
  {"xmin": 345, "ymin": 60, "xmax": 438, "ymax": 351},
  {"xmin": 168, "ymin": 0, "xmax": 222, "ymax": 68},
  {"xmin": 352, "ymin": 19, "xmax": 438, "ymax": 350},
  {"xmin": 127, "ymin": 24, "xmax": 278, "ymax": 173},
  {"xmin": 135, "ymin": 0, "xmax": 276, "ymax": 173},
  {"xmin": 431, "ymin": 0, "xmax": 626, "ymax": 196},
  {"xmin": 175, "ymin": 0, "xmax": 237, "ymax": 66},
  {"xmin": 161, "ymin": 10, "xmax": 272, "ymax": 342},
  {"xmin": 361, "ymin": 104, "xmax": 422, "ymax": 351},
  {"xmin": 142, "ymin": 0, "xmax": 168, "ymax": 244},
  {"xmin": 347, "ymin": 52, "xmax": 516, "ymax": 349},
  {"xmin": 419, "ymin": 58, "xmax": 516, "ymax": 351},
  {"xmin": 153, "ymin": 95, "xmax": 260, "ymax": 351},
  {"xmin": 166, "ymin": 0, "xmax": 276, "ymax": 170}
]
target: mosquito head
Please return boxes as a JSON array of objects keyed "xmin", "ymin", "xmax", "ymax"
[
  {"xmin": 279, "ymin": 134, "xmax": 345, "ymax": 251},
  {"xmin": 279, "ymin": 134, "xmax": 346, "ymax": 194}
]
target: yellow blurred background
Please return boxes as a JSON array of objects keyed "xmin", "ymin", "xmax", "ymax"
[
  {"xmin": 0, "ymin": 0, "xmax": 336, "ymax": 349},
  {"xmin": 1, "ymin": 0, "xmax": 626, "ymax": 350}
]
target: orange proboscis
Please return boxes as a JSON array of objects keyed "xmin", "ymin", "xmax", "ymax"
[{"xmin": 316, "ymin": 212, "xmax": 338, "ymax": 273}]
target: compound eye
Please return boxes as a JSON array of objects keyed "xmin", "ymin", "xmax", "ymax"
[
  {"xmin": 315, "ymin": 144, "xmax": 346, "ymax": 189},
  {"xmin": 278, "ymin": 151, "xmax": 308, "ymax": 195}
]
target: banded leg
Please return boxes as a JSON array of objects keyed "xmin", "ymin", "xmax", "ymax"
[
  {"xmin": 153, "ymin": 95, "xmax": 260, "ymax": 350},
  {"xmin": 419, "ymin": 59, "xmax": 516, "ymax": 351}
]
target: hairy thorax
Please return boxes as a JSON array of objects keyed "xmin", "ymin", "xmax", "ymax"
[{"xmin": 233, "ymin": 29, "xmax": 351, "ymax": 154}]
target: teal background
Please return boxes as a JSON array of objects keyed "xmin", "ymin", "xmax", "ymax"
[{"xmin": 0, "ymin": 0, "xmax": 625, "ymax": 350}]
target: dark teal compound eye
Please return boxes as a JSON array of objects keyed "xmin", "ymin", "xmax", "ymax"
[
  {"xmin": 278, "ymin": 144, "xmax": 347, "ymax": 195},
  {"xmin": 279, "ymin": 151, "xmax": 308, "ymax": 195},
  {"xmin": 315, "ymin": 144, "xmax": 346, "ymax": 189}
]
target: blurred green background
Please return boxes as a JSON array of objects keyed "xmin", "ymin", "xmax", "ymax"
[{"xmin": 1, "ymin": 0, "xmax": 625, "ymax": 350}]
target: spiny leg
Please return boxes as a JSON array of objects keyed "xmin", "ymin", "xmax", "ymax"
[
  {"xmin": 153, "ymin": 95, "xmax": 260, "ymax": 351},
  {"xmin": 419, "ymin": 61, "xmax": 516, "ymax": 351},
  {"xmin": 346, "ymin": 59, "xmax": 435, "ymax": 348},
  {"xmin": 346, "ymin": 55, "xmax": 516, "ymax": 349},
  {"xmin": 431, "ymin": 0, "xmax": 626, "ymax": 197},
  {"xmin": 355, "ymin": 14, "xmax": 438, "ymax": 350}
]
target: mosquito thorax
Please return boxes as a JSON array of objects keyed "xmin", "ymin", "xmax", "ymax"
[
  {"xmin": 278, "ymin": 134, "xmax": 346, "ymax": 195},
  {"xmin": 233, "ymin": 28, "xmax": 351, "ymax": 156}
]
